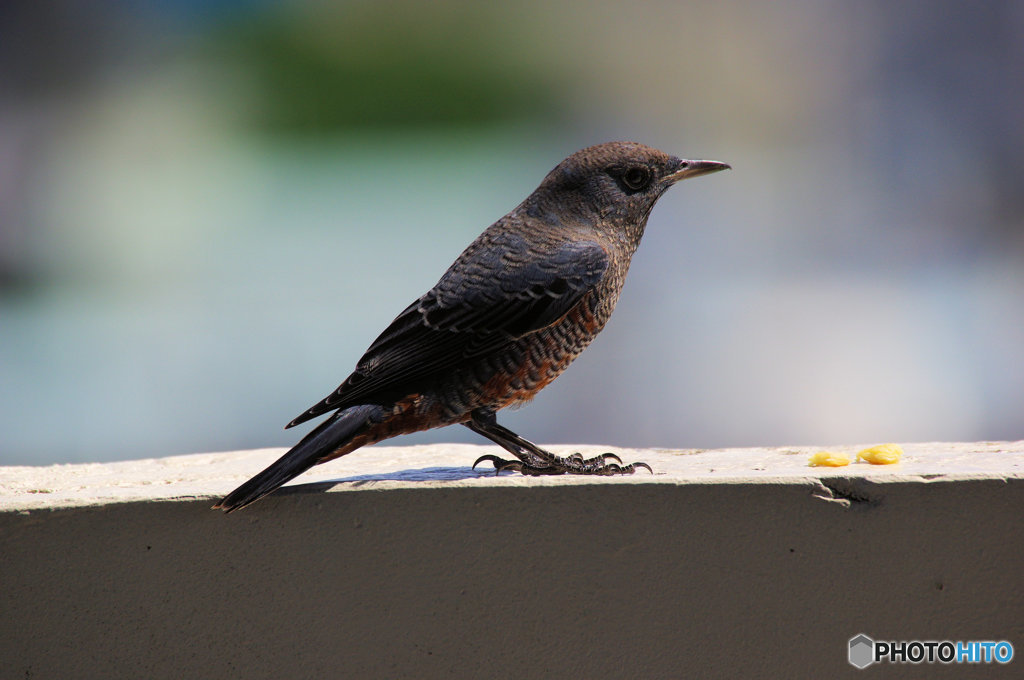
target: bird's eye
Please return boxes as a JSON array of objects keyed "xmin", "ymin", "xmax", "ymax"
[{"xmin": 621, "ymin": 166, "xmax": 651, "ymax": 191}]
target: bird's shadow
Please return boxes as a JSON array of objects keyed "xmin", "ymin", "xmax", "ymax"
[{"xmin": 279, "ymin": 466, "xmax": 498, "ymax": 495}]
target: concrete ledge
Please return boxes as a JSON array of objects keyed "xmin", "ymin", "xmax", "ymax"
[{"xmin": 2, "ymin": 442, "xmax": 1023, "ymax": 678}]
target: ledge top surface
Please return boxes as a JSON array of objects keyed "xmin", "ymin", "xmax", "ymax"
[{"xmin": 2, "ymin": 441, "xmax": 1022, "ymax": 511}]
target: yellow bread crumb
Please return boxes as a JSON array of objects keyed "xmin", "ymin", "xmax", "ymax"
[
  {"xmin": 808, "ymin": 451, "xmax": 851, "ymax": 467},
  {"xmin": 858, "ymin": 443, "xmax": 903, "ymax": 465}
]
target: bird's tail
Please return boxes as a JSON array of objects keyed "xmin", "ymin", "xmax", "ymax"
[{"xmin": 213, "ymin": 403, "xmax": 385, "ymax": 513}]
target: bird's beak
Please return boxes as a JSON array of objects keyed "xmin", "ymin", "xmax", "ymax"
[{"xmin": 665, "ymin": 159, "xmax": 731, "ymax": 184}]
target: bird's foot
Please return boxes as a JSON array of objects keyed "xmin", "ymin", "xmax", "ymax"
[
  {"xmin": 562, "ymin": 452, "xmax": 653, "ymax": 475},
  {"xmin": 472, "ymin": 452, "xmax": 652, "ymax": 476},
  {"xmin": 472, "ymin": 454, "xmax": 563, "ymax": 475}
]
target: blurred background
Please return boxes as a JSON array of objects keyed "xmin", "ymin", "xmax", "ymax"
[{"xmin": 2, "ymin": 0, "xmax": 1022, "ymax": 465}]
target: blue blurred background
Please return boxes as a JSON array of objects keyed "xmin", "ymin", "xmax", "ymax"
[{"xmin": 2, "ymin": 0, "xmax": 1022, "ymax": 465}]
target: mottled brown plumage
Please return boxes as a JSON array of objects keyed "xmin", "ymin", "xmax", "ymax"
[{"xmin": 215, "ymin": 142, "xmax": 729, "ymax": 511}]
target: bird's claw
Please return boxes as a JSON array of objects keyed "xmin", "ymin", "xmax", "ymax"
[
  {"xmin": 567, "ymin": 452, "xmax": 622, "ymax": 467},
  {"xmin": 591, "ymin": 460, "xmax": 653, "ymax": 475},
  {"xmin": 474, "ymin": 454, "xmax": 516, "ymax": 474}
]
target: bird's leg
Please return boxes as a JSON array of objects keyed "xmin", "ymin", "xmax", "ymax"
[
  {"xmin": 465, "ymin": 409, "xmax": 652, "ymax": 476},
  {"xmin": 465, "ymin": 409, "xmax": 559, "ymax": 474}
]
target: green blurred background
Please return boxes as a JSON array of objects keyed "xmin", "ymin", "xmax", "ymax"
[{"xmin": 2, "ymin": 0, "xmax": 1022, "ymax": 465}]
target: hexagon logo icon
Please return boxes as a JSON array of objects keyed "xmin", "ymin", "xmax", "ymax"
[{"xmin": 849, "ymin": 634, "xmax": 875, "ymax": 669}]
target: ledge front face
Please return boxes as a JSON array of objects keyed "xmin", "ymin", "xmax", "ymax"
[
  {"xmin": 1, "ymin": 440, "xmax": 1022, "ymax": 511},
  {"xmin": 2, "ymin": 442, "xmax": 1022, "ymax": 679}
]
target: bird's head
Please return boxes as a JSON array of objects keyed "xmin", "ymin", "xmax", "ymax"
[{"xmin": 525, "ymin": 141, "xmax": 730, "ymax": 244}]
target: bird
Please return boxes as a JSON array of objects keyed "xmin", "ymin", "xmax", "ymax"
[{"xmin": 214, "ymin": 142, "xmax": 729, "ymax": 512}]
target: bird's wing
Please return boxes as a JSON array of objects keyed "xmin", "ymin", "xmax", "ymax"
[{"xmin": 286, "ymin": 234, "xmax": 609, "ymax": 428}]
